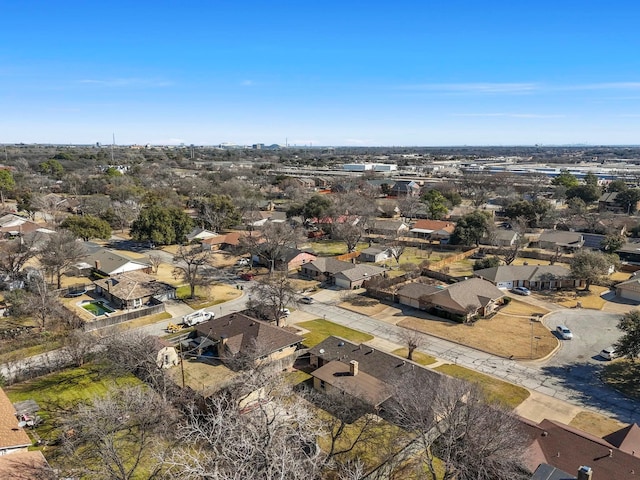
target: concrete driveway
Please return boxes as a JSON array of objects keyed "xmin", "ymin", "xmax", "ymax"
[{"xmin": 543, "ymin": 309, "xmax": 622, "ymax": 366}]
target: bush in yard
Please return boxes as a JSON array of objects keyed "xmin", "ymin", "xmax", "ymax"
[{"xmin": 473, "ymin": 256, "xmax": 501, "ymax": 271}]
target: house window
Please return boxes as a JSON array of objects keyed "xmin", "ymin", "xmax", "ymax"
[
  {"xmin": 320, "ymin": 380, "xmax": 326, "ymax": 389},
  {"xmin": 133, "ymin": 298, "xmax": 142, "ymax": 308}
]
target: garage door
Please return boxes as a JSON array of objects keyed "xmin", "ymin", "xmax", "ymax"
[{"xmin": 497, "ymin": 281, "xmax": 513, "ymax": 289}]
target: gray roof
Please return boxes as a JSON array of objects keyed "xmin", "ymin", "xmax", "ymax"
[
  {"xmin": 599, "ymin": 191, "xmax": 619, "ymax": 203},
  {"xmin": 474, "ymin": 265, "xmax": 572, "ymax": 283},
  {"xmin": 396, "ymin": 282, "xmax": 444, "ymax": 300},
  {"xmin": 84, "ymin": 248, "xmax": 151, "ymax": 275},
  {"xmin": 305, "ymin": 257, "xmax": 355, "ymax": 275},
  {"xmin": 334, "ymin": 264, "xmax": 386, "ymax": 282},
  {"xmin": 538, "ymin": 230, "xmax": 584, "ymax": 246},
  {"xmin": 360, "ymin": 246, "xmax": 389, "ymax": 255}
]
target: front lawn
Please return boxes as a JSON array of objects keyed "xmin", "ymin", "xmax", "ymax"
[
  {"xmin": 297, "ymin": 319, "xmax": 374, "ymax": 348},
  {"xmin": 600, "ymin": 360, "xmax": 640, "ymax": 400},
  {"xmin": 435, "ymin": 364, "xmax": 530, "ymax": 409},
  {"xmin": 176, "ymin": 284, "xmax": 242, "ymax": 309},
  {"xmin": 391, "ymin": 348, "xmax": 437, "ymax": 366}
]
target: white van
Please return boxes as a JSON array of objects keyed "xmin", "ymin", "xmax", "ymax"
[{"xmin": 182, "ymin": 309, "xmax": 214, "ymax": 327}]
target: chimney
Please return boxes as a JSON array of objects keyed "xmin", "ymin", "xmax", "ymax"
[
  {"xmin": 95, "ymin": 260, "xmax": 101, "ymax": 271},
  {"xmin": 577, "ymin": 466, "xmax": 592, "ymax": 480},
  {"xmin": 349, "ymin": 360, "xmax": 359, "ymax": 376}
]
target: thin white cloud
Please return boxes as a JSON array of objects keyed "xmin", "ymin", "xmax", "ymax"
[
  {"xmin": 240, "ymin": 80, "xmax": 254, "ymax": 86},
  {"xmin": 78, "ymin": 78, "xmax": 173, "ymax": 88},
  {"xmin": 451, "ymin": 113, "xmax": 566, "ymax": 118},
  {"xmin": 397, "ymin": 83, "xmax": 539, "ymax": 94}
]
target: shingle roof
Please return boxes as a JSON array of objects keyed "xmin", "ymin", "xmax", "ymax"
[
  {"xmin": 474, "ymin": 265, "xmax": 572, "ymax": 283},
  {"xmin": 538, "ymin": 230, "xmax": 584, "ymax": 246},
  {"xmin": 305, "ymin": 257, "xmax": 355, "ymax": 275},
  {"xmin": 424, "ymin": 278, "xmax": 503, "ymax": 314},
  {"xmin": 0, "ymin": 388, "xmax": 31, "ymax": 451},
  {"xmin": 0, "ymin": 450, "xmax": 50, "ymax": 479},
  {"xmin": 84, "ymin": 248, "xmax": 150, "ymax": 275},
  {"xmin": 312, "ymin": 360, "xmax": 392, "ymax": 407},
  {"xmin": 396, "ymin": 282, "xmax": 444, "ymax": 300},
  {"xmin": 334, "ymin": 264, "xmax": 386, "ymax": 282},
  {"xmin": 603, "ymin": 423, "xmax": 640, "ymax": 455},
  {"xmin": 195, "ymin": 313, "xmax": 303, "ymax": 356},
  {"xmin": 93, "ymin": 271, "xmax": 175, "ymax": 301},
  {"xmin": 411, "ymin": 220, "xmax": 455, "ymax": 232},
  {"xmin": 522, "ymin": 418, "xmax": 640, "ymax": 479}
]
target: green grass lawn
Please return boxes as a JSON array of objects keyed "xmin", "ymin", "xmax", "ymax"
[
  {"xmin": 6, "ymin": 364, "xmax": 142, "ymax": 444},
  {"xmin": 435, "ymin": 364, "xmax": 530, "ymax": 409},
  {"xmin": 298, "ymin": 319, "xmax": 373, "ymax": 347},
  {"xmin": 392, "ymin": 348, "xmax": 437, "ymax": 366},
  {"xmin": 304, "ymin": 240, "xmax": 370, "ymax": 256}
]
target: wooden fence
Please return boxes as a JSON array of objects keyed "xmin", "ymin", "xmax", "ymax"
[{"xmin": 83, "ymin": 304, "xmax": 166, "ymax": 331}]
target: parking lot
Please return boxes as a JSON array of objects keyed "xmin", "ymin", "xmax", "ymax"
[{"xmin": 543, "ymin": 310, "xmax": 623, "ymax": 365}]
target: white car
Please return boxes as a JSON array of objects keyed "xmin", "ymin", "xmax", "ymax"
[
  {"xmin": 511, "ymin": 286, "xmax": 531, "ymax": 296},
  {"xmin": 600, "ymin": 346, "xmax": 616, "ymax": 360},
  {"xmin": 182, "ymin": 309, "xmax": 214, "ymax": 327},
  {"xmin": 236, "ymin": 258, "xmax": 250, "ymax": 266},
  {"xmin": 300, "ymin": 296, "xmax": 314, "ymax": 304},
  {"xmin": 279, "ymin": 308, "xmax": 291, "ymax": 317},
  {"xmin": 556, "ymin": 325, "xmax": 573, "ymax": 340}
]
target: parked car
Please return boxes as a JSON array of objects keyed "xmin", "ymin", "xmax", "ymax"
[
  {"xmin": 600, "ymin": 346, "xmax": 616, "ymax": 360},
  {"xmin": 236, "ymin": 258, "xmax": 250, "ymax": 266},
  {"xmin": 556, "ymin": 325, "xmax": 573, "ymax": 340},
  {"xmin": 511, "ymin": 286, "xmax": 531, "ymax": 296},
  {"xmin": 239, "ymin": 272, "xmax": 255, "ymax": 281},
  {"xmin": 182, "ymin": 309, "xmax": 214, "ymax": 327},
  {"xmin": 279, "ymin": 308, "xmax": 291, "ymax": 317},
  {"xmin": 300, "ymin": 296, "xmax": 314, "ymax": 304}
]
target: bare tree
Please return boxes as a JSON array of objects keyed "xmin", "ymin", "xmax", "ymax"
[
  {"xmin": 111, "ymin": 199, "xmax": 140, "ymax": 232},
  {"xmin": 331, "ymin": 192, "xmax": 376, "ymax": 253},
  {"xmin": 173, "ymin": 245, "xmax": 213, "ymax": 299},
  {"xmin": 148, "ymin": 253, "xmax": 163, "ymax": 274},
  {"xmin": 62, "ymin": 329, "xmax": 97, "ymax": 367},
  {"xmin": 397, "ymin": 194, "xmax": 423, "ymax": 222},
  {"xmin": 399, "ymin": 329, "xmax": 426, "ymax": 361},
  {"xmin": 247, "ymin": 272, "xmax": 298, "ymax": 326},
  {"xmin": 24, "ymin": 270, "xmax": 67, "ymax": 331},
  {"xmin": 0, "ymin": 236, "xmax": 42, "ymax": 285},
  {"xmin": 241, "ymin": 222, "xmax": 304, "ymax": 273},
  {"xmin": 38, "ymin": 230, "xmax": 87, "ymax": 288},
  {"xmin": 59, "ymin": 386, "xmax": 177, "ymax": 480},
  {"xmin": 388, "ymin": 374, "xmax": 529, "ymax": 480}
]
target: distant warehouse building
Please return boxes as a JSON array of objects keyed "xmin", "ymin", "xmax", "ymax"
[{"xmin": 342, "ymin": 163, "xmax": 397, "ymax": 172}]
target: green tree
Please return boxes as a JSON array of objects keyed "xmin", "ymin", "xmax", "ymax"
[
  {"xmin": 569, "ymin": 250, "xmax": 617, "ymax": 291},
  {"xmin": 566, "ymin": 184, "xmax": 601, "ymax": 204},
  {"xmin": 607, "ymin": 179, "xmax": 628, "ymax": 193},
  {"xmin": 584, "ymin": 172, "xmax": 599, "ymax": 187},
  {"xmin": 0, "ymin": 169, "xmax": 15, "ymax": 207},
  {"xmin": 551, "ymin": 170, "xmax": 579, "ymax": 189},
  {"xmin": 473, "ymin": 256, "xmax": 501, "ymax": 270},
  {"xmin": 60, "ymin": 215, "xmax": 112, "ymax": 241},
  {"xmin": 504, "ymin": 200, "xmax": 552, "ymax": 228},
  {"xmin": 421, "ymin": 190, "xmax": 449, "ymax": 220},
  {"xmin": 450, "ymin": 211, "xmax": 491, "ymax": 246},
  {"xmin": 39, "ymin": 159, "xmax": 64, "ymax": 178},
  {"xmin": 302, "ymin": 195, "xmax": 333, "ymax": 222},
  {"xmin": 130, "ymin": 205, "xmax": 194, "ymax": 245},
  {"xmin": 601, "ymin": 234, "xmax": 625, "ymax": 254},
  {"xmin": 615, "ymin": 189, "xmax": 640, "ymax": 214},
  {"xmin": 614, "ymin": 310, "xmax": 640, "ymax": 361}
]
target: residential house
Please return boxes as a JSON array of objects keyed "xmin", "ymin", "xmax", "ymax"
[
  {"xmin": 93, "ymin": 270, "xmax": 176, "ymax": 309},
  {"xmin": 536, "ymin": 230, "xmax": 584, "ymax": 251},
  {"xmin": 253, "ymin": 246, "xmax": 317, "ymax": 271},
  {"xmin": 481, "ymin": 229, "xmax": 520, "ymax": 247},
  {"xmin": 615, "ymin": 275, "xmax": 640, "ymax": 303},
  {"xmin": 419, "ymin": 278, "xmax": 504, "ymax": 322},
  {"xmin": 396, "ymin": 282, "xmax": 444, "ymax": 308},
  {"xmin": 522, "ymin": 418, "xmax": 640, "ymax": 480},
  {"xmin": 616, "ymin": 241, "xmax": 640, "ymax": 267},
  {"xmin": 79, "ymin": 248, "xmax": 152, "ymax": 277},
  {"xmin": 193, "ymin": 313, "xmax": 303, "ymax": 367},
  {"xmin": 409, "ymin": 219, "xmax": 456, "ymax": 242},
  {"xmin": 598, "ymin": 191, "xmax": 639, "ymax": 214},
  {"xmin": 0, "ymin": 214, "xmax": 42, "ymax": 236},
  {"xmin": 0, "ymin": 388, "xmax": 32, "ymax": 455},
  {"xmin": 334, "ymin": 264, "xmax": 386, "ymax": 289},
  {"xmin": 201, "ymin": 231, "xmax": 259, "ymax": 251},
  {"xmin": 367, "ymin": 219, "xmax": 410, "ymax": 237},
  {"xmin": 301, "ymin": 257, "xmax": 356, "ymax": 283},
  {"xmin": 474, "ymin": 265, "xmax": 582, "ymax": 290},
  {"xmin": 308, "ymin": 336, "xmax": 440, "ymax": 410},
  {"xmin": 359, "ymin": 246, "xmax": 392, "ymax": 263},
  {"xmin": 247, "ymin": 210, "xmax": 288, "ymax": 229},
  {"xmin": 156, "ymin": 338, "xmax": 180, "ymax": 369},
  {"xmin": 186, "ymin": 227, "xmax": 219, "ymax": 242},
  {"xmin": 0, "ymin": 451, "xmax": 51, "ymax": 479},
  {"xmin": 389, "ymin": 180, "xmax": 421, "ymax": 197}
]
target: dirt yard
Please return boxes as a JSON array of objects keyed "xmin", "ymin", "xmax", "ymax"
[
  {"xmin": 536, "ymin": 285, "xmax": 609, "ymax": 310},
  {"xmin": 396, "ymin": 300, "xmax": 556, "ymax": 360},
  {"xmin": 166, "ymin": 358, "xmax": 238, "ymax": 395}
]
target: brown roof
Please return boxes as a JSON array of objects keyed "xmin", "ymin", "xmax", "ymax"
[
  {"xmin": 312, "ymin": 360, "xmax": 392, "ymax": 407},
  {"xmin": 396, "ymin": 282, "xmax": 444, "ymax": 300},
  {"xmin": 522, "ymin": 418, "xmax": 640, "ymax": 479},
  {"xmin": 308, "ymin": 336, "xmax": 440, "ymax": 405},
  {"xmin": 604, "ymin": 423, "xmax": 640, "ymax": 455},
  {"xmin": 424, "ymin": 278, "xmax": 504, "ymax": 314},
  {"xmin": 195, "ymin": 313, "xmax": 303, "ymax": 356},
  {"xmin": 0, "ymin": 450, "xmax": 50, "ymax": 479},
  {"xmin": 0, "ymin": 388, "xmax": 31, "ymax": 451},
  {"xmin": 411, "ymin": 219, "xmax": 455, "ymax": 233},
  {"xmin": 93, "ymin": 270, "xmax": 175, "ymax": 301}
]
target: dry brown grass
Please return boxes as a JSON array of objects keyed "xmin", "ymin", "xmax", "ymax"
[
  {"xmin": 339, "ymin": 296, "xmax": 391, "ymax": 316},
  {"xmin": 537, "ymin": 285, "xmax": 609, "ymax": 310},
  {"xmin": 398, "ymin": 300, "xmax": 556, "ymax": 359},
  {"xmin": 166, "ymin": 359, "xmax": 238, "ymax": 393},
  {"xmin": 569, "ymin": 411, "xmax": 626, "ymax": 438}
]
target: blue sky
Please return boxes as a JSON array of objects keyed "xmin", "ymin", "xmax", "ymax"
[{"xmin": 2, "ymin": 1, "xmax": 640, "ymax": 146}]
